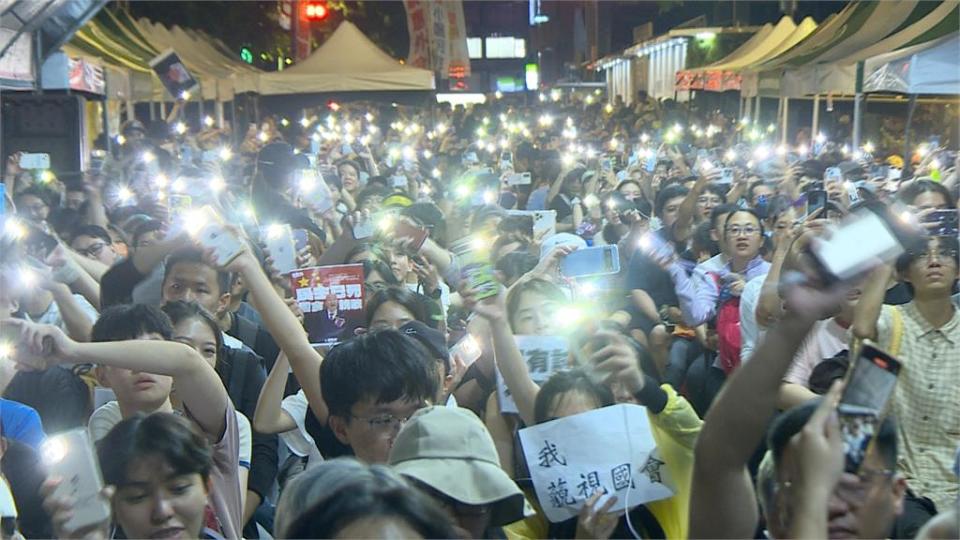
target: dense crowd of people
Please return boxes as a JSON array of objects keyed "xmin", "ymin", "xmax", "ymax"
[{"xmin": 0, "ymin": 90, "xmax": 957, "ymax": 539}]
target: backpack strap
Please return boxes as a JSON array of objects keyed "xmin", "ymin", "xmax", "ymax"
[{"xmin": 889, "ymin": 306, "xmax": 903, "ymax": 357}]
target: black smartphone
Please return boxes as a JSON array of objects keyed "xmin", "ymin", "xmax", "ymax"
[
  {"xmin": 24, "ymin": 225, "xmax": 58, "ymax": 259},
  {"xmin": 923, "ymin": 209, "xmax": 959, "ymax": 237},
  {"xmin": 806, "ymin": 190, "xmax": 828, "ymax": 217},
  {"xmin": 837, "ymin": 343, "xmax": 901, "ymax": 473}
]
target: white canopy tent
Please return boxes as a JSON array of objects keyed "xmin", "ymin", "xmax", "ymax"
[
  {"xmin": 252, "ymin": 21, "xmax": 435, "ymax": 95},
  {"xmin": 863, "ymin": 32, "xmax": 960, "ymax": 95},
  {"xmin": 780, "ymin": 1, "xmax": 958, "ymax": 97}
]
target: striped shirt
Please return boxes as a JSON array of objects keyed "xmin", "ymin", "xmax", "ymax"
[{"xmin": 876, "ymin": 301, "xmax": 960, "ymax": 511}]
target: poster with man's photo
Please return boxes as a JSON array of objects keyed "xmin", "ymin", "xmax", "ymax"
[
  {"xmin": 149, "ymin": 49, "xmax": 199, "ymax": 99},
  {"xmin": 289, "ymin": 264, "xmax": 365, "ymax": 346}
]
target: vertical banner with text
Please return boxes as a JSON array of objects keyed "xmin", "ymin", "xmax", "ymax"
[{"xmin": 403, "ymin": 0, "xmax": 471, "ymax": 79}]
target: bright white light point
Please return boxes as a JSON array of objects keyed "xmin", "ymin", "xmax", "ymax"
[
  {"xmin": 815, "ymin": 133, "xmax": 826, "ymax": 144},
  {"xmin": 257, "ymin": 132, "xmax": 269, "ymax": 142},
  {"xmin": 423, "ymin": 150, "xmax": 433, "ymax": 159},
  {"xmin": 174, "ymin": 122, "xmax": 187, "ymax": 135},
  {"xmin": 203, "ymin": 116, "xmax": 214, "ymax": 127},
  {"xmin": 402, "ymin": 147, "xmax": 415, "ymax": 161},
  {"xmin": 725, "ymin": 149, "xmax": 736, "ymax": 162},
  {"xmin": 300, "ymin": 117, "xmax": 310, "ymax": 128},
  {"xmin": 456, "ymin": 185, "xmax": 471, "ymax": 198},
  {"xmin": 209, "ymin": 177, "xmax": 226, "ymax": 193},
  {"xmin": 141, "ymin": 151, "xmax": 155, "ymax": 163},
  {"xmin": 117, "ymin": 187, "xmax": 134, "ymax": 203},
  {"xmin": 266, "ymin": 223, "xmax": 284, "ymax": 239},
  {"xmin": 431, "ymin": 168, "xmax": 441, "ymax": 178},
  {"xmin": 483, "ymin": 191, "xmax": 496, "ymax": 204},
  {"xmin": 219, "ymin": 148, "xmax": 232, "ymax": 161},
  {"xmin": 640, "ymin": 133, "xmax": 650, "ymax": 143}
]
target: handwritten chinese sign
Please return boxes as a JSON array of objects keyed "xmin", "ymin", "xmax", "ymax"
[
  {"xmin": 518, "ymin": 404, "xmax": 674, "ymax": 523},
  {"xmin": 497, "ymin": 335, "xmax": 569, "ymax": 414},
  {"xmin": 289, "ymin": 264, "xmax": 364, "ymax": 345}
]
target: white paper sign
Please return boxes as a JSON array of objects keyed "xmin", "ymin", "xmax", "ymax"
[
  {"xmin": 496, "ymin": 335, "xmax": 569, "ymax": 414},
  {"xmin": 518, "ymin": 404, "xmax": 674, "ymax": 523}
]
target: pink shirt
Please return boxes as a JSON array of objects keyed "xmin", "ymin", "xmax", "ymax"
[
  {"xmin": 187, "ymin": 403, "xmax": 242, "ymax": 539},
  {"xmin": 783, "ymin": 319, "xmax": 849, "ymax": 386}
]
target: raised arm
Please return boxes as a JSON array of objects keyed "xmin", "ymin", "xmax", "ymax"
[
  {"xmin": 253, "ymin": 351, "xmax": 300, "ymax": 434},
  {"xmin": 689, "ymin": 279, "xmax": 845, "ymax": 539},
  {"xmin": 227, "ymin": 248, "xmax": 325, "ymax": 420},
  {"xmin": 852, "ymin": 263, "xmax": 894, "ymax": 341},
  {"xmin": 673, "ymin": 174, "xmax": 709, "ymax": 242},
  {"xmin": 5, "ymin": 319, "xmax": 229, "ymax": 439},
  {"xmin": 465, "ymin": 289, "xmax": 539, "ymax": 426}
]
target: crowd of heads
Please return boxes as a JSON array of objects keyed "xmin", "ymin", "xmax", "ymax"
[{"xmin": 0, "ymin": 88, "xmax": 956, "ymax": 539}]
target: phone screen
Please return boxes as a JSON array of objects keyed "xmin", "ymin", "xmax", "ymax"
[
  {"xmin": 923, "ymin": 209, "xmax": 959, "ymax": 237},
  {"xmin": 806, "ymin": 190, "xmax": 828, "ymax": 217},
  {"xmin": 560, "ymin": 245, "xmax": 620, "ymax": 278},
  {"xmin": 838, "ymin": 344, "xmax": 901, "ymax": 472}
]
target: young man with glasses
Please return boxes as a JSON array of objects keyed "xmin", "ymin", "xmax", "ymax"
[
  {"xmin": 225, "ymin": 244, "xmax": 439, "ymax": 464},
  {"xmin": 853, "ymin": 234, "xmax": 960, "ymax": 537},
  {"xmin": 70, "ymin": 225, "xmax": 119, "ymax": 267}
]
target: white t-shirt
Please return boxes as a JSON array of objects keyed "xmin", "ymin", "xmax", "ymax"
[
  {"xmin": 279, "ymin": 390, "xmax": 321, "ymax": 463},
  {"xmin": 739, "ymin": 274, "xmax": 766, "ymax": 364},
  {"xmin": 87, "ymin": 401, "xmax": 252, "ymax": 468}
]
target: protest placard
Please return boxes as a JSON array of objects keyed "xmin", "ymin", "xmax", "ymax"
[
  {"xmin": 518, "ymin": 404, "xmax": 675, "ymax": 523},
  {"xmin": 496, "ymin": 335, "xmax": 568, "ymax": 414},
  {"xmin": 290, "ymin": 264, "xmax": 364, "ymax": 345},
  {"xmin": 149, "ymin": 49, "xmax": 199, "ymax": 100}
]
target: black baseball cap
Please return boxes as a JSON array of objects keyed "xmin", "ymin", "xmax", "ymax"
[{"xmin": 400, "ymin": 320, "xmax": 450, "ymax": 374}]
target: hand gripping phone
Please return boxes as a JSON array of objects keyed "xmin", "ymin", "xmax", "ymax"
[
  {"xmin": 41, "ymin": 429, "xmax": 111, "ymax": 533},
  {"xmin": 837, "ymin": 343, "xmax": 901, "ymax": 473},
  {"xmin": 560, "ymin": 245, "xmax": 620, "ymax": 278}
]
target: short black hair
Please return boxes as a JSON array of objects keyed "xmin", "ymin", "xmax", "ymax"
[
  {"xmin": 495, "ymin": 251, "xmax": 539, "ymax": 285},
  {"xmin": 320, "ymin": 329, "xmax": 439, "ymax": 419},
  {"xmin": 356, "ymin": 185, "xmax": 390, "ymax": 209},
  {"xmin": 654, "ymin": 184, "xmax": 689, "ymax": 218},
  {"xmin": 131, "ymin": 219, "xmax": 164, "ymax": 248},
  {"xmin": 92, "ymin": 304, "xmax": 173, "ymax": 342},
  {"xmin": 534, "ymin": 369, "xmax": 614, "ymax": 425},
  {"xmin": 282, "ymin": 460, "xmax": 459, "ymax": 539},
  {"xmin": 767, "ymin": 399, "xmax": 898, "ymax": 470},
  {"xmin": 701, "ymin": 183, "xmax": 729, "ymax": 203},
  {"xmin": 162, "ymin": 247, "xmax": 231, "ymax": 297},
  {"xmin": 365, "ymin": 286, "xmax": 429, "ymax": 327},
  {"xmin": 71, "ymin": 224, "xmax": 111, "ymax": 245},
  {"xmin": 709, "ymin": 203, "xmax": 741, "ymax": 232},
  {"xmin": 99, "ymin": 412, "xmax": 212, "ymax": 487}
]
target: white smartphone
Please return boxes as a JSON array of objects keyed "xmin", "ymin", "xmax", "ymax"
[
  {"xmin": 41, "ymin": 429, "xmax": 111, "ymax": 533},
  {"xmin": 449, "ymin": 334, "xmax": 482, "ymax": 368},
  {"xmin": 18, "ymin": 152, "xmax": 50, "ymax": 170},
  {"xmin": 260, "ymin": 223, "xmax": 297, "ymax": 274},
  {"xmin": 298, "ymin": 170, "xmax": 334, "ymax": 214},
  {"xmin": 506, "ymin": 172, "xmax": 532, "ymax": 186},
  {"xmin": 195, "ymin": 207, "xmax": 245, "ymax": 266}
]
